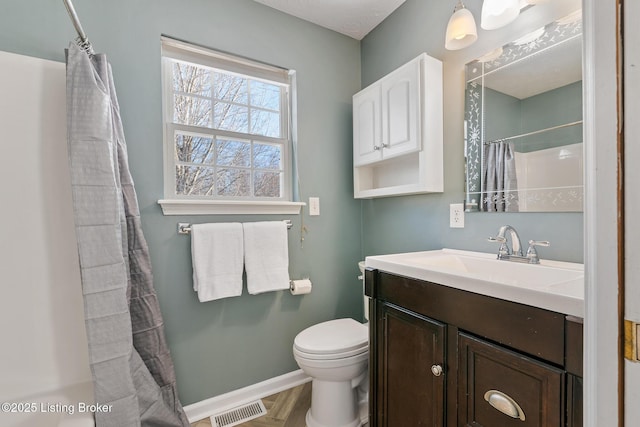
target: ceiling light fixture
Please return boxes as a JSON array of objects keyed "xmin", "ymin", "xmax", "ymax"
[
  {"xmin": 445, "ymin": 0, "xmax": 538, "ymax": 51},
  {"xmin": 445, "ymin": 0, "xmax": 478, "ymax": 51},
  {"xmin": 481, "ymin": 0, "xmax": 521, "ymax": 30}
]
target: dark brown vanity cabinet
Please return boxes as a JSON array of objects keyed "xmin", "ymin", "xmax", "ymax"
[{"xmin": 365, "ymin": 268, "xmax": 583, "ymax": 427}]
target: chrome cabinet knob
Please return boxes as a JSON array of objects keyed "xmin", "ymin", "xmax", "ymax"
[
  {"xmin": 431, "ymin": 364, "xmax": 443, "ymax": 377},
  {"xmin": 373, "ymin": 145, "xmax": 381, "ymax": 150}
]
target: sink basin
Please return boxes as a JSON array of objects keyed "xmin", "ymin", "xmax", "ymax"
[{"xmin": 365, "ymin": 249, "xmax": 584, "ymax": 317}]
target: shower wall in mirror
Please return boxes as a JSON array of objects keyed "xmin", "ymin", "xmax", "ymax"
[{"xmin": 464, "ymin": 9, "xmax": 583, "ymax": 213}]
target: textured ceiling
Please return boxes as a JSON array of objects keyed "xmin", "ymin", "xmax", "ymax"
[{"xmin": 252, "ymin": 0, "xmax": 407, "ymax": 40}]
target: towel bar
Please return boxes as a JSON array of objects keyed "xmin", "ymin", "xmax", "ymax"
[{"xmin": 178, "ymin": 220, "xmax": 293, "ymax": 235}]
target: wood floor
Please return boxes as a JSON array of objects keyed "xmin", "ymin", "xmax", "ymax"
[{"xmin": 191, "ymin": 382, "xmax": 311, "ymax": 427}]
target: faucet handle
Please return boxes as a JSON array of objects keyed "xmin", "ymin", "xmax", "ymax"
[
  {"xmin": 528, "ymin": 240, "xmax": 550, "ymax": 248},
  {"xmin": 487, "ymin": 236, "xmax": 507, "ymax": 243},
  {"xmin": 526, "ymin": 240, "xmax": 550, "ymax": 264},
  {"xmin": 488, "ymin": 236, "xmax": 510, "ymax": 258}
]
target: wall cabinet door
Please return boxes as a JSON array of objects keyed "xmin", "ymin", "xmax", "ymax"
[
  {"xmin": 380, "ymin": 57, "xmax": 421, "ymax": 159},
  {"xmin": 376, "ymin": 303, "xmax": 445, "ymax": 426},
  {"xmin": 458, "ymin": 333, "xmax": 565, "ymax": 427},
  {"xmin": 353, "ymin": 56, "xmax": 421, "ymax": 167},
  {"xmin": 353, "ymin": 84, "xmax": 382, "ymax": 166}
]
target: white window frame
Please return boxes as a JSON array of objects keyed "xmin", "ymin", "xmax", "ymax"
[{"xmin": 158, "ymin": 37, "xmax": 303, "ymax": 215}]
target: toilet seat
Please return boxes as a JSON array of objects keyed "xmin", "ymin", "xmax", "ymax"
[{"xmin": 294, "ymin": 318, "xmax": 368, "ymax": 360}]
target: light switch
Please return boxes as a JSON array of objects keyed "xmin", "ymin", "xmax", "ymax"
[{"xmin": 309, "ymin": 197, "xmax": 320, "ymax": 216}]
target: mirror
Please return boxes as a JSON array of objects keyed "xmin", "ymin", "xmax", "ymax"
[{"xmin": 464, "ymin": 10, "xmax": 583, "ymax": 212}]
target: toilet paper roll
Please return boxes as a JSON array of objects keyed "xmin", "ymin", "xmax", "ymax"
[{"xmin": 290, "ymin": 279, "xmax": 312, "ymax": 295}]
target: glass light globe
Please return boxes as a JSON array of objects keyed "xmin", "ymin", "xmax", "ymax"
[{"xmin": 481, "ymin": 0, "xmax": 521, "ymax": 30}]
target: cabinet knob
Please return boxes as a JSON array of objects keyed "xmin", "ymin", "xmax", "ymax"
[
  {"xmin": 430, "ymin": 364, "xmax": 443, "ymax": 377},
  {"xmin": 373, "ymin": 145, "xmax": 381, "ymax": 150}
]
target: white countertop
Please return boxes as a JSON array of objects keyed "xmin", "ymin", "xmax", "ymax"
[{"xmin": 365, "ymin": 248, "xmax": 584, "ymax": 317}]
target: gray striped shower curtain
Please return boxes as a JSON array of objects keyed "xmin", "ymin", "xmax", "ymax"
[
  {"xmin": 482, "ymin": 140, "xmax": 520, "ymax": 212},
  {"xmin": 65, "ymin": 43, "xmax": 188, "ymax": 427}
]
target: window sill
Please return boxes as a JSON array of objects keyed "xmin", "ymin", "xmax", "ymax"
[{"xmin": 157, "ymin": 199, "xmax": 306, "ymax": 215}]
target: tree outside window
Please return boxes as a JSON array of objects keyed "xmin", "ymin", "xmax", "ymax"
[{"xmin": 163, "ymin": 48, "xmax": 290, "ymax": 200}]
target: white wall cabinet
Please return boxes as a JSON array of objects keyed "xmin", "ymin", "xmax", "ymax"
[{"xmin": 353, "ymin": 53, "xmax": 443, "ymax": 198}]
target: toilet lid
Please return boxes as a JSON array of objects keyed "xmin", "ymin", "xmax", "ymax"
[{"xmin": 294, "ymin": 318, "xmax": 368, "ymax": 356}]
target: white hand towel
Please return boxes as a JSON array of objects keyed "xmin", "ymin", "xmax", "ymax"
[
  {"xmin": 243, "ymin": 221, "xmax": 290, "ymax": 294},
  {"xmin": 191, "ymin": 223, "xmax": 244, "ymax": 302}
]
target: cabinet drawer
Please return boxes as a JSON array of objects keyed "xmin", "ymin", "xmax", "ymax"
[{"xmin": 458, "ymin": 333, "xmax": 564, "ymax": 427}]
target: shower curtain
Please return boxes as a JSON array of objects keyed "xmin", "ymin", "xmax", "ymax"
[
  {"xmin": 482, "ymin": 140, "xmax": 519, "ymax": 212},
  {"xmin": 66, "ymin": 43, "xmax": 189, "ymax": 427}
]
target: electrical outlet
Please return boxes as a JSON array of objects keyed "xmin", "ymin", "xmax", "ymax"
[
  {"xmin": 450, "ymin": 203, "xmax": 464, "ymax": 228},
  {"xmin": 309, "ymin": 197, "xmax": 320, "ymax": 216}
]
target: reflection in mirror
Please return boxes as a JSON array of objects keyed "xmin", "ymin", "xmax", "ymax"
[{"xmin": 464, "ymin": 9, "xmax": 583, "ymax": 213}]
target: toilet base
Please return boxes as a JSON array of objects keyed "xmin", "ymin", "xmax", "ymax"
[
  {"xmin": 304, "ymin": 378, "xmax": 362, "ymax": 427},
  {"xmin": 306, "ymin": 409, "xmax": 361, "ymax": 427}
]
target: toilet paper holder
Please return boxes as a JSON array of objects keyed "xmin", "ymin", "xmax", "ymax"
[{"xmin": 289, "ymin": 278, "xmax": 312, "ymax": 295}]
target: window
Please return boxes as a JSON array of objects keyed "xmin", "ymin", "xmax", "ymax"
[{"xmin": 159, "ymin": 38, "xmax": 302, "ymax": 214}]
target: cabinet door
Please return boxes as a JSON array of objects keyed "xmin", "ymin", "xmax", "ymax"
[
  {"xmin": 376, "ymin": 303, "xmax": 445, "ymax": 427},
  {"xmin": 353, "ymin": 83, "xmax": 383, "ymax": 166},
  {"xmin": 458, "ymin": 333, "xmax": 565, "ymax": 427},
  {"xmin": 381, "ymin": 57, "xmax": 421, "ymax": 159}
]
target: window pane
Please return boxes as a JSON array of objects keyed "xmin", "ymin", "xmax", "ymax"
[
  {"xmin": 216, "ymin": 168, "xmax": 250, "ymax": 197},
  {"xmin": 216, "ymin": 139, "xmax": 251, "ymax": 167},
  {"xmin": 251, "ymin": 109, "xmax": 281, "ymax": 138},
  {"xmin": 164, "ymin": 41, "xmax": 292, "ymax": 202},
  {"xmin": 215, "ymin": 72, "xmax": 248, "ymax": 104},
  {"xmin": 254, "ymin": 171, "xmax": 281, "ymax": 197},
  {"xmin": 214, "ymin": 101, "xmax": 248, "ymax": 133},
  {"xmin": 175, "ymin": 133, "xmax": 214, "ymax": 164},
  {"xmin": 173, "ymin": 62, "xmax": 211, "ymax": 97},
  {"xmin": 176, "ymin": 165, "xmax": 215, "ymax": 196},
  {"xmin": 253, "ymin": 143, "xmax": 282, "ymax": 170},
  {"xmin": 174, "ymin": 95, "xmax": 211, "ymax": 127},
  {"xmin": 250, "ymin": 81, "xmax": 281, "ymax": 111}
]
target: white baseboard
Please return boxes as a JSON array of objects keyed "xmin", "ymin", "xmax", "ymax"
[{"xmin": 183, "ymin": 369, "xmax": 311, "ymax": 423}]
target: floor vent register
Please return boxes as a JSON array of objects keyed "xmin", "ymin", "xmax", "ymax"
[{"xmin": 210, "ymin": 400, "xmax": 268, "ymax": 427}]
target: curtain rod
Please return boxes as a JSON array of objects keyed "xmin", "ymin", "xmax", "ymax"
[
  {"xmin": 63, "ymin": 0, "xmax": 94, "ymax": 54},
  {"xmin": 484, "ymin": 120, "xmax": 583, "ymax": 145}
]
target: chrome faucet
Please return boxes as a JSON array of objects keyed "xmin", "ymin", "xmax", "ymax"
[
  {"xmin": 488, "ymin": 225, "xmax": 523, "ymax": 258},
  {"xmin": 488, "ymin": 225, "xmax": 550, "ymax": 264}
]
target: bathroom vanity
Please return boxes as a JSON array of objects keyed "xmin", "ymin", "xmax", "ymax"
[{"xmin": 364, "ymin": 250, "xmax": 583, "ymax": 427}]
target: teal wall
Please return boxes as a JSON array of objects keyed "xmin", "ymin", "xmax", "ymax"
[
  {"xmin": 519, "ymin": 81, "xmax": 583, "ymax": 152},
  {"xmin": 484, "ymin": 87, "xmax": 521, "ymax": 142},
  {"xmin": 0, "ymin": 0, "xmax": 361, "ymax": 405},
  {"xmin": 484, "ymin": 81, "xmax": 583, "ymax": 152},
  {"xmin": 360, "ymin": 0, "xmax": 583, "ymax": 262},
  {"xmin": 521, "ymin": 81, "xmax": 583, "ymax": 133}
]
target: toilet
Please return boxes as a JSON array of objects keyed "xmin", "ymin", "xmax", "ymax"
[{"xmin": 293, "ymin": 263, "xmax": 369, "ymax": 427}]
